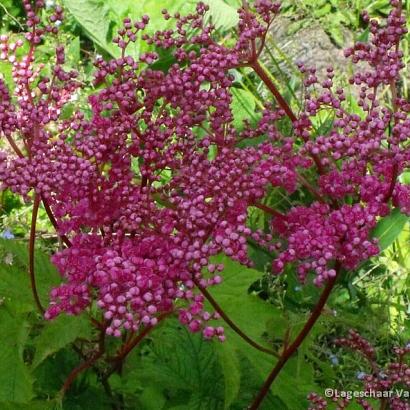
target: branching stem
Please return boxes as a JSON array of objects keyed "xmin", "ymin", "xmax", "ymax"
[
  {"xmin": 192, "ymin": 276, "xmax": 279, "ymax": 358},
  {"xmin": 61, "ymin": 327, "xmax": 106, "ymax": 395},
  {"xmin": 249, "ymin": 264, "xmax": 340, "ymax": 409},
  {"xmin": 253, "ymin": 202, "xmax": 284, "ymax": 218},
  {"xmin": 250, "ymin": 60, "xmax": 297, "ymax": 122}
]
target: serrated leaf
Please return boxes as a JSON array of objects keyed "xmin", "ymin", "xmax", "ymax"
[
  {"xmin": 31, "ymin": 315, "xmax": 92, "ymax": 369},
  {"xmin": 373, "ymin": 208, "xmax": 409, "ymax": 250},
  {"xmin": 207, "ymin": 256, "xmax": 318, "ymax": 408},
  {"xmin": 208, "ymin": 255, "xmax": 280, "ymax": 352},
  {"xmin": 123, "ymin": 319, "xmax": 225, "ymax": 409}
]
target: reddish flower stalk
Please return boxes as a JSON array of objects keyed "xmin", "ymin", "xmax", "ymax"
[
  {"xmin": 29, "ymin": 193, "xmax": 45, "ymax": 314},
  {"xmin": 60, "ymin": 326, "xmax": 107, "ymax": 395},
  {"xmin": 42, "ymin": 198, "xmax": 72, "ymax": 247},
  {"xmin": 253, "ymin": 202, "xmax": 284, "ymax": 218},
  {"xmin": 249, "ymin": 264, "xmax": 341, "ymax": 409},
  {"xmin": 106, "ymin": 312, "xmax": 172, "ymax": 379},
  {"xmin": 250, "ymin": 59, "xmax": 297, "ymax": 122},
  {"xmin": 192, "ymin": 275, "xmax": 279, "ymax": 358}
]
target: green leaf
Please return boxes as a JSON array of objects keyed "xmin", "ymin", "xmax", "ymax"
[
  {"xmin": 372, "ymin": 208, "xmax": 409, "ymax": 250},
  {"xmin": 356, "ymin": 27, "xmax": 370, "ymax": 43},
  {"xmin": 214, "ymin": 342, "xmax": 240, "ymax": 409},
  {"xmin": 126, "ymin": 319, "xmax": 225, "ymax": 409},
  {"xmin": 366, "ymin": 0, "xmax": 390, "ymax": 15},
  {"xmin": 67, "ymin": 37, "xmax": 81, "ymax": 64},
  {"xmin": 326, "ymin": 25, "xmax": 344, "ymax": 47},
  {"xmin": 62, "ymin": 0, "xmax": 119, "ymax": 57},
  {"xmin": 204, "ymin": 0, "xmax": 239, "ymax": 31},
  {"xmin": 208, "ymin": 256, "xmax": 278, "ymax": 346},
  {"xmin": 31, "ymin": 315, "xmax": 92, "ymax": 369},
  {"xmin": 0, "ymin": 401, "xmax": 57, "ymax": 410},
  {"xmin": 0, "ymin": 61, "xmax": 13, "ymax": 90},
  {"xmin": 0, "ymin": 309, "xmax": 33, "ymax": 403},
  {"xmin": 399, "ymin": 170, "xmax": 410, "ymax": 185},
  {"xmin": 313, "ymin": 4, "xmax": 331, "ymax": 18},
  {"xmin": 207, "ymin": 256, "xmax": 318, "ymax": 408},
  {"xmin": 0, "ymin": 239, "xmax": 61, "ymax": 312},
  {"xmin": 231, "ymin": 88, "xmax": 257, "ymax": 130}
]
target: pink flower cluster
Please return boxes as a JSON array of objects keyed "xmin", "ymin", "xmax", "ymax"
[{"xmin": 0, "ymin": 0, "xmax": 409, "ymax": 338}]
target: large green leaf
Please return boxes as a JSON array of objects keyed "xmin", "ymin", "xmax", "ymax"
[
  {"xmin": 204, "ymin": 0, "xmax": 239, "ymax": 31},
  {"xmin": 31, "ymin": 315, "xmax": 92, "ymax": 369},
  {"xmin": 0, "ymin": 310, "xmax": 33, "ymax": 403},
  {"xmin": 372, "ymin": 208, "xmax": 409, "ymax": 251},
  {"xmin": 207, "ymin": 255, "xmax": 281, "ymax": 356},
  {"xmin": 0, "ymin": 239, "xmax": 61, "ymax": 312},
  {"xmin": 214, "ymin": 342, "xmax": 241, "ymax": 409},
  {"xmin": 62, "ymin": 0, "xmax": 120, "ymax": 57},
  {"xmin": 231, "ymin": 88, "xmax": 258, "ymax": 130},
  {"xmin": 123, "ymin": 319, "xmax": 225, "ymax": 409},
  {"xmin": 207, "ymin": 256, "xmax": 317, "ymax": 409},
  {"xmin": 63, "ymin": 0, "xmax": 195, "ymax": 59}
]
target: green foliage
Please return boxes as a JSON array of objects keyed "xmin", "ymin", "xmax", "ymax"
[
  {"xmin": 373, "ymin": 208, "xmax": 409, "ymax": 251},
  {"xmin": 31, "ymin": 315, "xmax": 92, "ymax": 369},
  {"xmin": 0, "ymin": 309, "xmax": 33, "ymax": 403},
  {"xmin": 62, "ymin": 0, "xmax": 120, "ymax": 57},
  {"xmin": 281, "ymin": 0, "xmax": 393, "ymax": 46},
  {"xmin": 0, "ymin": 240, "xmax": 96, "ymax": 408}
]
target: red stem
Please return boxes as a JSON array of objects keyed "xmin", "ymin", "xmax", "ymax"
[
  {"xmin": 4, "ymin": 134, "xmax": 24, "ymax": 158},
  {"xmin": 254, "ymin": 202, "xmax": 284, "ymax": 218},
  {"xmin": 42, "ymin": 198, "xmax": 72, "ymax": 247},
  {"xmin": 249, "ymin": 265, "xmax": 340, "ymax": 409},
  {"xmin": 250, "ymin": 60, "xmax": 297, "ymax": 122},
  {"xmin": 106, "ymin": 313, "xmax": 171, "ymax": 378},
  {"xmin": 29, "ymin": 193, "xmax": 45, "ymax": 314},
  {"xmin": 250, "ymin": 60, "xmax": 325, "ymax": 175},
  {"xmin": 192, "ymin": 276, "xmax": 279, "ymax": 358},
  {"xmin": 384, "ymin": 161, "xmax": 399, "ymax": 203},
  {"xmin": 61, "ymin": 327, "xmax": 106, "ymax": 395}
]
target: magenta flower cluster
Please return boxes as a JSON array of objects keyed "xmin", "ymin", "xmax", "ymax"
[{"xmin": 0, "ymin": 0, "xmax": 409, "ymax": 339}]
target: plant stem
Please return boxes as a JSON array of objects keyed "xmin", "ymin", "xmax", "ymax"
[
  {"xmin": 249, "ymin": 266, "xmax": 340, "ymax": 409},
  {"xmin": 192, "ymin": 276, "xmax": 280, "ymax": 358},
  {"xmin": 42, "ymin": 198, "xmax": 72, "ymax": 247},
  {"xmin": 250, "ymin": 60, "xmax": 297, "ymax": 122},
  {"xmin": 254, "ymin": 202, "xmax": 284, "ymax": 218},
  {"xmin": 4, "ymin": 134, "xmax": 24, "ymax": 158},
  {"xmin": 250, "ymin": 60, "xmax": 325, "ymax": 175},
  {"xmin": 384, "ymin": 161, "xmax": 399, "ymax": 202},
  {"xmin": 106, "ymin": 313, "xmax": 170, "ymax": 379},
  {"xmin": 61, "ymin": 327, "xmax": 106, "ymax": 395},
  {"xmin": 29, "ymin": 193, "xmax": 45, "ymax": 314}
]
